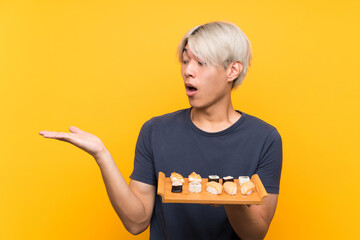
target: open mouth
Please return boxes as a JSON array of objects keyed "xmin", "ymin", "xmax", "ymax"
[
  {"xmin": 186, "ymin": 86, "xmax": 197, "ymax": 92},
  {"xmin": 185, "ymin": 84, "xmax": 198, "ymax": 97}
]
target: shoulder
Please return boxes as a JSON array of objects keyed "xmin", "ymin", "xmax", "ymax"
[
  {"xmin": 243, "ymin": 113, "xmax": 276, "ymax": 130},
  {"xmin": 242, "ymin": 112, "xmax": 281, "ymax": 140},
  {"xmin": 142, "ymin": 108, "xmax": 188, "ymax": 128},
  {"xmin": 138, "ymin": 109, "xmax": 189, "ymax": 143}
]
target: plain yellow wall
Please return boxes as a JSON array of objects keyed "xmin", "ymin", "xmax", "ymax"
[{"xmin": 1, "ymin": 0, "xmax": 359, "ymax": 239}]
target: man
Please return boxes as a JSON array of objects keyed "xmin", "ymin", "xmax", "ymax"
[{"xmin": 40, "ymin": 21, "xmax": 282, "ymax": 240}]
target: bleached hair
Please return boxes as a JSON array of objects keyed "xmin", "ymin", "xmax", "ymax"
[{"xmin": 178, "ymin": 21, "xmax": 252, "ymax": 88}]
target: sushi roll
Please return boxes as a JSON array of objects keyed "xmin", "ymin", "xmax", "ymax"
[
  {"xmin": 223, "ymin": 182, "xmax": 237, "ymax": 195},
  {"xmin": 171, "ymin": 182, "xmax": 183, "ymax": 193},
  {"xmin": 170, "ymin": 172, "xmax": 184, "ymax": 184},
  {"xmin": 240, "ymin": 181, "xmax": 255, "ymax": 195},
  {"xmin": 188, "ymin": 182, "xmax": 202, "ymax": 193},
  {"xmin": 208, "ymin": 175, "xmax": 220, "ymax": 183},
  {"xmin": 188, "ymin": 172, "xmax": 202, "ymax": 183},
  {"xmin": 238, "ymin": 176, "xmax": 250, "ymax": 186},
  {"xmin": 222, "ymin": 176, "xmax": 234, "ymax": 184},
  {"xmin": 206, "ymin": 181, "xmax": 223, "ymax": 195}
]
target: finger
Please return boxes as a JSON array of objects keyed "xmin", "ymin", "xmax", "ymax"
[
  {"xmin": 39, "ymin": 131, "xmax": 71, "ymax": 141},
  {"xmin": 39, "ymin": 130, "xmax": 56, "ymax": 137},
  {"xmin": 39, "ymin": 131, "xmax": 47, "ymax": 136},
  {"xmin": 69, "ymin": 126, "xmax": 85, "ymax": 134}
]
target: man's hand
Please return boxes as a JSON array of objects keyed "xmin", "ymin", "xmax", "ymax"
[
  {"xmin": 39, "ymin": 126, "xmax": 107, "ymax": 160},
  {"xmin": 224, "ymin": 193, "xmax": 278, "ymax": 240}
]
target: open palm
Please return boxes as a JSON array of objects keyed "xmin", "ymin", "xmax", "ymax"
[{"xmin": 39, "ymin": 126, "xmax": 106, "ymax": 159}]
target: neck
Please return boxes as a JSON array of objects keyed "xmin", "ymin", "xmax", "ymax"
[{"xmin": 190, "ymin": 96, "xmax": 241, "ymax": 133}]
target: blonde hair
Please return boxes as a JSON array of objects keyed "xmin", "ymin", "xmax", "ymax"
[{"xmin": 178, "ymin": 21, "xmax": 252, "ymax": 88}]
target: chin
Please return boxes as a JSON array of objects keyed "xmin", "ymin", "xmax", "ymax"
[{"xmin": 188, "ymin": 99, "xmax": 210, "ymax": 110}]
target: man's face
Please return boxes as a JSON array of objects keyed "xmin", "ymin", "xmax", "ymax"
[{"xmin": 181, "ymin": 45, "xmax": 231, "ymax": 109}]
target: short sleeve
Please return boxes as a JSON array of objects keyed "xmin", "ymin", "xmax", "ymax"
[
  {"xmin": 256, "ymin": 129, "xmax": 283, "ymax": 194},
  {"xmin": 129, "ymin": 119, "xmax": 157, "ymax": 186}
]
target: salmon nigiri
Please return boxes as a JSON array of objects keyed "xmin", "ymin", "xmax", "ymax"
[
  {"xmin": 223, "ymin": 182, "xmax": 237, "ymax": 195},
  {"xmin": 206, "ymin": 181, "xmax": 223, "ymax": 195},
  {"xmin": 240, "ymin": 181, "xmax": 255, "ymax": 195}
]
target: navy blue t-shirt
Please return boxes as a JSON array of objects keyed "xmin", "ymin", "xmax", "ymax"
[{"xmin": 130, "ymin": 108, "xmax": 282, "ymax": 240}]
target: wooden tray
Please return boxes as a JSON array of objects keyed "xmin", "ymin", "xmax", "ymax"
[{"xmin": 157, "ymin": 172, "xmax": 268, "ymax": 205}]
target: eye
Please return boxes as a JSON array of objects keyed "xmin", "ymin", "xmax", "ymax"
[
  {"xmin": 182, "ymin": 60, "xmax": 189, "ymax": 64},
  {"xmin": 198, "ymin": 61, "xmax": 206, "ymax": 66}
]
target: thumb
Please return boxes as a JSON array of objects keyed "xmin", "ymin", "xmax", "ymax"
[{"xmin": 69, "ymin": 126, "xmax": 85, "ymax": 134}]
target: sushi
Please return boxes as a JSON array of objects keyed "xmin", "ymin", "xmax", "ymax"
[
  {"xmin": 170, "ymin": 172, "xmax": 184, "ymax": 184},
  {"xmin": 188, "ymin": 182, "xmax": 202, "ymax": 193},
  {"xmin": 223, "ymin": 182, "xmax": 237, "ymax": 195},
  {"xmin": 222, "ymin": 176, "xmax": 234, "ymax": 184},
  {"xmin": 208, "ymin": 175, "xmax": 220, "ymax": 183},
  {"xmin": 240, "ymin": 181, "xmax": 255, "ymax": 195},
  {"xmin": 206, "ymin": 181, "xmax": 223, "ymax": 195},
  {"xmin": 188, "ymin": 172, "xmax": 202, "ymax": 183},
  {"xmin": 171, "ymin": 181, "xmax": 183, "ymax": 193},
  {"xmin": 238, "ymin": 176, "xmax": 250, "ymax": 186}
]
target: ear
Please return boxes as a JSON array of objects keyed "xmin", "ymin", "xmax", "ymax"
[{"xmin": 226, "ymin": 61, "xmax": 243, "ymax": 83}]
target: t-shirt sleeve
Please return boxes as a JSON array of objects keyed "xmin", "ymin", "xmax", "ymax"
[
  {"xmin": 256, "ymin": 128, "xmax": 283, "ymax": 194},
  {"xmin": 129, "ymin": 119, "xmax": 157, "ymax": 186}
]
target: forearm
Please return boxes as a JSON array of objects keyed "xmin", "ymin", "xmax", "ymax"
[
  {"xmin": 224, "ymin": 205, "xmax": 268, "ymax": 240},
  {"xmin": 95, "ymin": 150, "xmax": 148, "ymax": 234}
]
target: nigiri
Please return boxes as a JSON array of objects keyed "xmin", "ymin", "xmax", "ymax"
[
  {"xmin": 206, "ymin": 181, "xmax": 223, "ymax": 195},
  {"xmin": 223, "ymin": 182, "xmax": 237, "ymax": 195},
  {"xmin": 240, "ymin": 181, "xmax": 255, "ymax": 195}
]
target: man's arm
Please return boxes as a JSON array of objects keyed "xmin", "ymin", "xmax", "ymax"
[
  {"xmin": 96, "ymin": 150, "xmax": 155, "ymax": 235},
  {"xmin": 39, "ymin": 127, "xmax": 156, "ymax": 235},
  {"xmin": 226, "ymin": 128, "xmax": 282, "ymax": 239},
  {"xmin": 224, "ymin": 193, "xmax": 278, "ymax": 240}
]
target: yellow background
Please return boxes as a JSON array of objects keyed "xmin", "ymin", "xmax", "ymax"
[{"xmin": 1, "ymin": 0, "xmax": 359, "ymax": 239}]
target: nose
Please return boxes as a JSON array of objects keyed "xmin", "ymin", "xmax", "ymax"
[{"xmin": 182, "ymin": 61, "xmax": 196, "ymax": 79}]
